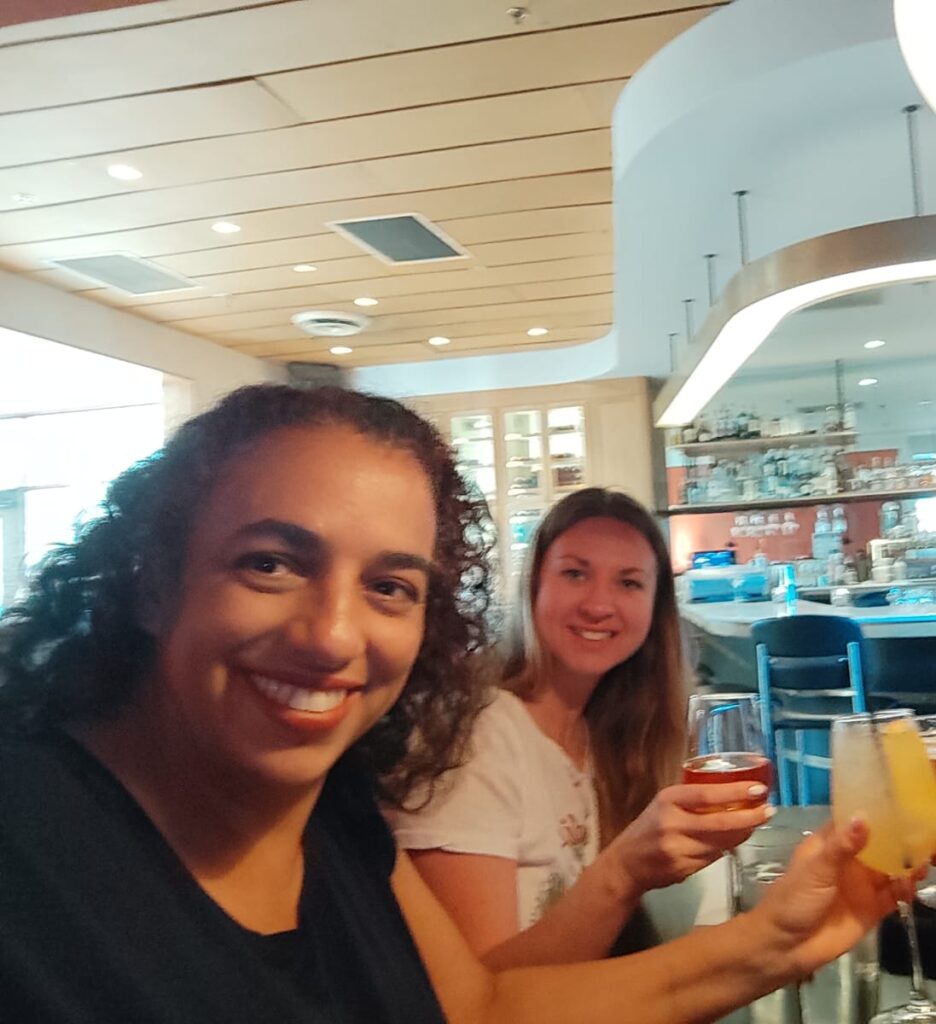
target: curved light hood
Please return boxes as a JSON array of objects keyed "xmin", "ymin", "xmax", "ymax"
[{"xmin": 653, "ymin": 214, "xmax": 936, "ymax": 426}]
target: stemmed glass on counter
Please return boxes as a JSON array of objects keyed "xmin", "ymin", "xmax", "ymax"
[
  {"xmin": 684, "ymin": 693, "xmax": 773, "ymax": 913},
  {"xmin": 832, "ymin": 709, "xmax": 936, "ymax": 1024},
  {"xmin": 914, "ymin": 717, "xmax": 936, "ymax": 914}
]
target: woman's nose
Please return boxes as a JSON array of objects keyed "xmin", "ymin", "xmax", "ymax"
[
  {"xmin": 578, "ymin": 581, "xmax": 615, "ymax": 618},
  {"xmin": 283, "ymin": 576, "xmax": 366, "ymax": 667}
]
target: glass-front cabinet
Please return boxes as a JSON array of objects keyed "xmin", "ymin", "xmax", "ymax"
[
  {"xmin": 451, "ymin": 413, "xmax": 497, "ymax": 504},
  {"xmin": 412, "ymin": 378, "xmax": 657, "ymax": 605},
  {"xmin": 548, "ymin": 405, "xmax": 586, "ymax": 493},
  {"xmin": 503, "ymin": 409, "xmax": 543, "ymax": 500},
  {"xmin": 447, "ymin": 404, "xmax": 588, "ymax": 585}
]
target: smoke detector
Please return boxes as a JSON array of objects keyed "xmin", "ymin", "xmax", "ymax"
[{"xmin": 290, "ymin": 310, "xmax": 370, "ymax": 337}]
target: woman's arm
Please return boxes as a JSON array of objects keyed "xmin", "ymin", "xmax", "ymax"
[
  {"xmin": 410, "ymin": 779, "xmax": 772, "ymax": 969},
  {"xmin": 410, "ymin": 847, "xmax": 642, "ymax": 968},
  {"xmin": 393, "ymin": 819, "xmax": 893, "ymax": 1024}
]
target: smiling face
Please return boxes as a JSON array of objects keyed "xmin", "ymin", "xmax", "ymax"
[
  {"xmin": 532, "ymin": 516, "xmax": 658, "ymax": 697},
  {"xmin": 148, "ymin": 424, "xmax": 436, "ymax": 792}
]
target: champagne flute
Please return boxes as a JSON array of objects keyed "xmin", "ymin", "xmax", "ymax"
[
  {"xmin": 914, "ymin": 716, "xmax": 936, "ymax": 913},
  {"xmin": 684, "ymin": 693, "xmax": 773, "ymax": 914},
  {"xmin": 832, "ymin": 709, "xmax": 936, "ymax": 1023}
]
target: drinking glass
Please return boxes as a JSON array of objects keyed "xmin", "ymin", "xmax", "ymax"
[
  {"xmin": 832, "ymin": 710, "xmax": 936, "ymax": 1023},
  {"xmin": 738, "ymin": 824, "xmax": 811, "ymax": 1024},
  {"xmin": 914, "ymin": 717, "xmax": 936, "ymax": 913},
  {"xmin": 684, "ymin": 693, "xmax": 772, "ymax": 913}
]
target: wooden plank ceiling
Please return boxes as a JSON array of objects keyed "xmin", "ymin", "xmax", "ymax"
[{"xmin": 0, "ymin": 0, "xmax": 722, "ymax": 369}]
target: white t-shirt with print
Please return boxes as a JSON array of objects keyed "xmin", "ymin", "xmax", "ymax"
[{"xmin": 387, "ymin": 690, "xmax": 600, "ymax": 930}]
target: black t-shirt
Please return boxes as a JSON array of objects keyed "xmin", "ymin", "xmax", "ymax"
[{"xmin": 0, "ymin": 732, "xmax": 447, "ymax": 1023}]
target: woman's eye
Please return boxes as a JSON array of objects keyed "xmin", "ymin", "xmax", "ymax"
[
  {"xmin": 370, "ymin": 578, "xmax": 420, "ymax": 605},
  {"xmin": 561, "ymin": 567, "xmax": 584, "ymax": 580},
  {"xmin": 619, "ymin": 577, "xmax": 643, "ymax": 590},
  {"xmin": 235, "ymin": 552, "xmax": 295, "ymax": 577}
]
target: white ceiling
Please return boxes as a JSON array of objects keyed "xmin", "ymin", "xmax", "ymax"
[
  {"xmin": 611, "ymin": 0, "xmax": 936, "ymax": 380},
  {"xmin": 0, "ymin": 0, "xmax": 722, "ymax": 374}
]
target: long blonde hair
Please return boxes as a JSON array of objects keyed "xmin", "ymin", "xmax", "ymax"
[{"xmin": 502, "ymin": 488, "xmax": 686, "ymax": 841}]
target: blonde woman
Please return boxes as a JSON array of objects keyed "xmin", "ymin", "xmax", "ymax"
[{"xmin": 389, "ymin": 487, "xmax": 771, "ymax": 967}]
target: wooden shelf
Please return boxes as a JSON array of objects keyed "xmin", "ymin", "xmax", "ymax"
[
  {"xmin": 663, "ymin": 487, "xmax": 936, "ymax": 516},
  {"xmin": 670, "ymin": 431, "xmax": 856, "ymax": 457}
]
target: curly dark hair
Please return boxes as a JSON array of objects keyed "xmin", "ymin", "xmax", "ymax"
[{"xmin": 0, "ymin": 384, "xmax": 496, "ymax": 806}]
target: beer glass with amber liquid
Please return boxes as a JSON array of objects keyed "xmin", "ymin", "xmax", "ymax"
[{"xmin": 684, "ymin": 693, "xmax": 772, "ymax": 912}]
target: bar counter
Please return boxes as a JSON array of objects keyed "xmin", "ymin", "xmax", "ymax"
[
  {"xmin": 679, "ymin": 599, "xmax": 936, "ymax": 707},
  {"xmin": 680, "ymin": 599, "xmax": 936, "ymax": 640}
]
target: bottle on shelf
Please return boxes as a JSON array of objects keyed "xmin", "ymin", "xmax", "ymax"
[
  {"xmin": 820, "ymin": 454, "xmax": 838, "ymax": 494},
  {"xmin": 823, "ymin": 405, "xmax": 841, "ymax": 433},
  {"xmin": 697, "ymin": 418, "xmax": 713, "ymax": 444},
  {"xmin": 832, "ymin": 504, "xmax": 848, "ymax": 535},
  {"xmin": 747, "ymin": 409, "xmax": 762, "ymax": 438},
  {"xmin": 771, "ymin": 563, "xmax": 798, "ymax": 616}
]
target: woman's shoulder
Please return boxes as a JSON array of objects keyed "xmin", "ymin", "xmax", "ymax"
[
  {"xmin": 469, "ymin": 688, "xmax": 540, "ymax": 753},
  {"xmin": 0, "ymin": 730, "xmax": 74, "ymax": 797}
]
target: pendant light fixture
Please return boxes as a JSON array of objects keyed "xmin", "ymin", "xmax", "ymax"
[
  {"xmin": 895, "ymin": 1, "xmax": 936, "ymax": 115},
  {"xmin": 655, "ymin": 103, "xmax": 936, "ymax": 427}
]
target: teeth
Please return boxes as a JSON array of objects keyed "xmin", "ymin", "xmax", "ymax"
[
  {"xmin": 574, "ymin": 629, "xmax": 613, "ymax": 641},
  {"xmin": 252, "ymin": 676, "xmax": 348, "ymax": 713}
]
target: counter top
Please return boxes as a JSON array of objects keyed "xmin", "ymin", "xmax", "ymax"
[{"xmin": 679, "ymin": 598, "xmax": 936, "ymax": 639}]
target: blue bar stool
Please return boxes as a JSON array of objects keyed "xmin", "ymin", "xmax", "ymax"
[{"xmin": 753, "ymin": 615, "xmax": 867, "ymax": 806}]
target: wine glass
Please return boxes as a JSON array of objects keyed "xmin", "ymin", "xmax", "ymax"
[
  {"xmin": 832, "ymin": 710, "xmax": 936, "ymax": 1023},
  {"xmin": 684, "ymin": 693, "xmax": 773, "ymax": 914}
]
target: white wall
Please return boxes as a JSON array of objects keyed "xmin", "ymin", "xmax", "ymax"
[
  {"xmin": 355, "ymin": 330, "xmax": 618, "ymax": 398},
  {"xmin": 0, "ymin": 267, "xmax": 286, "ymax": 413}
]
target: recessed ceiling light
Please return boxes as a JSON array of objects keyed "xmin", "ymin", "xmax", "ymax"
[
  {"xmin": 107, "ymin": 163, "xmax": 142, "ymax": 181},
  {"xmin": 920, "ymin": 400, "xmax": 933, "ymax": 406},
  {"xmin": 527, "ymin": 327, "xmax": 549, "ymax": 337},
  {"xmin": 11, "ymin": 192, "xmax": 37, "ymax": 205},
  {"xmin": 330, "ymin": 345, "xmax": 353, "ymax": 355},
  {"xmin": 428, "ymin": 336, "xmax": 451, "ymax": 346},
  {"xmin": 211, "ymin": 221, "xmax": 241, "ymax": 235},
  {"xmin": 353, "ymin": 297, "xmax": 378, "ymax": 307},
  {"xmin": 864, "ymin": 339, "xmax": 886, "ymax": 349},
  {"xmin": 858, "ymin": 377, "xmax": 879, "ymax": 387},
  {"xmin": 293, "ymin": 264, "xmax": 317, "ymax": 273}
]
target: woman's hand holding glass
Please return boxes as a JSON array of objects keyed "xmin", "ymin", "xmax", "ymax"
[
  {"xmin": 752, "ymin": 818, "xmax": 896, "ymax": 979},
  {"xmin": 611, "ymin": 781, "xmax": 772, "ymax": 892}
]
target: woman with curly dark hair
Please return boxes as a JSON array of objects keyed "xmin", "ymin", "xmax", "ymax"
[
  {"xmin": 0, "ymin": 383, "xmax": 895, "ymax": 1024},
  {"xmin": 0, "ymin": 383, "xmax": 491, "ymax": 807}
]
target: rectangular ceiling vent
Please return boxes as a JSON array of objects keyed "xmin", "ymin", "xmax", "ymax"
[
  {"xmin": 46, "ymin": 253, "xmax": 199, "ymax": 295},
  {"xmin": 327, "ymin": 213, "xmax": 469, "ymax": 265}
]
